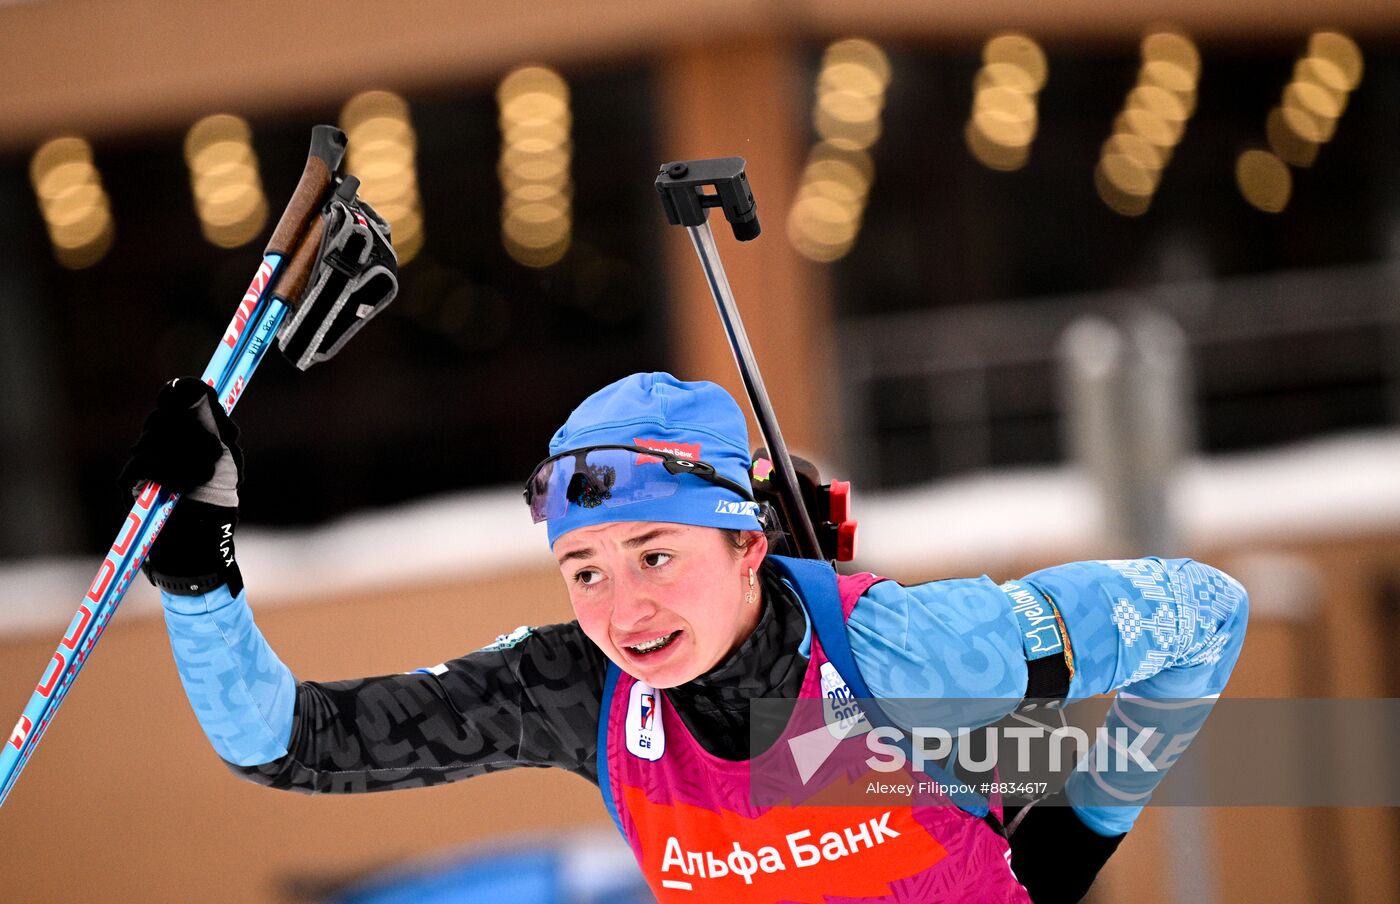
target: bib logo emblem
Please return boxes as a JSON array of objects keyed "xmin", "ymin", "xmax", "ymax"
[{"xmin": 627, "ymin": 681, "xmax": 665, "ymax": 761}]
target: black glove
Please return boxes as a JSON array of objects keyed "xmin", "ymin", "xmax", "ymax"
[
  {"xmin": 1005, "ymin": 789, "xmax": 1126, "ymax": 903},
  {"xmin": 119, "ymin": 377, "xmax": 245, "ymax": 596}
]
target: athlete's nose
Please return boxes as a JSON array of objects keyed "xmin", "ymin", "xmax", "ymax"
[{"xmin": 609, "ymin": 568, "xmax": 660, "ymax": 632}]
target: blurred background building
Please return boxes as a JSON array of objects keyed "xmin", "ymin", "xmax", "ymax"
[{"xmin": 1, "ymin": 1, "xmax": 1398, "ymax": 901}]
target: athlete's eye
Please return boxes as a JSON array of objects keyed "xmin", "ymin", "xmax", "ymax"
[
  {"xmin": 642, "ymin": 552, "xmax": 673, "ymax": 568},
  {"xmin": 574, "ymin": 568, "xmax": 602, "ymax": 586}
]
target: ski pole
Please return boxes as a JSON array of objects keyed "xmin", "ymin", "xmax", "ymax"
[
  {"xmin": 0, "ymin": 126, "xmax": 347, "ymax": 808},
  {"xmin": 655, "ymin": 158, "xmax": 825, "ymax": 561}
]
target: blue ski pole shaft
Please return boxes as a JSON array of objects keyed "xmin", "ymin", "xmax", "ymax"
[
  {"xmin": 0, "ymin": 278, "xmax": 291, "ymax": 809},
  {"xmin": 0, "ymin": 126, "xmax": 343, "ymax": 808}
]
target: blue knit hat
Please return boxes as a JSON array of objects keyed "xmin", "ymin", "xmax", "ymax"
[{"xmin": 543, "ymin": 372, "xmax": 762, "ymax": 546}]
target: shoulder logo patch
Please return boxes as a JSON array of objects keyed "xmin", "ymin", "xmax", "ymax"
[{"xmin": 481, "ymin": 625, "xmax": 533, "ymax": 652}]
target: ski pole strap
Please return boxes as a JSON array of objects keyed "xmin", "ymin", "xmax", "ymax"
[{"xmin": 278, "ymin": 187, "xmax": 398, "ymax": 371}]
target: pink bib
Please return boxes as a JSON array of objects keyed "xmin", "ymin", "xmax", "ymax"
[{"xmin": 597, "ymin": 571, "xmax": 1031, "ymax": 903}]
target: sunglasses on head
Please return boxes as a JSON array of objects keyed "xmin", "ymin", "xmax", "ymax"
[{"xmin": 523, "ymin": 444, "xmax": 754, "ymax": 524}]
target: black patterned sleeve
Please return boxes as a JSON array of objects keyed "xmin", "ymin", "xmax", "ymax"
[{"xmin": 230, "ymin": 621, "xmax": 609, "ymax": 793}]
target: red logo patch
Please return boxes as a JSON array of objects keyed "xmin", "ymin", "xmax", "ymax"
[{"xmin": 634, "ymin": 438, "xmax": 701, "ymax": 465}]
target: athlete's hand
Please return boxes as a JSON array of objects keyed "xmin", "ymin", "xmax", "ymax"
[{"xmin": 119, "ymin": 377, "xmax": 246, "ymax": 595}]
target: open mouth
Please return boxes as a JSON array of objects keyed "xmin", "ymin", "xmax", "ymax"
[{"xmin": 627, "ymin": 630, "xmax": 681, "ymax": 655}]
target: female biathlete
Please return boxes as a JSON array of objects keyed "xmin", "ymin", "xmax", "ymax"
[{"xmin": 125, "ymin": 371, "xmax": 1247, "ymax": 903}]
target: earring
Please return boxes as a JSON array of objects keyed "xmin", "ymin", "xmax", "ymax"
[{"xmin": 746, "ymin": 568, "xmax": 756, "ymax": 605}]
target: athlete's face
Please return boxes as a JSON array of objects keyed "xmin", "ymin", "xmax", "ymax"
[{"xmin": 554, "ymin": 521, "xmax": 768, "ymax": 688}]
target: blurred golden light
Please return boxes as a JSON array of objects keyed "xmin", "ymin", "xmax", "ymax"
[
  {"xmin": 342, "ymin": 90, "xmax": 424, "ymax": 265},
  {"xmin": 54, "ymin": 227, "xmax": 113, "ymax": 269},
  {"xmin": 1115, "ymin": 108, "xmax": 1180, "ymax": 148},
  {"xmin": 342, "ymin": 90, "xmax": 411, "ymax": 129},
  {"xmin": 1294, "ymin": 56, "xmax": 1350, "ymax": 95},
  {"xmin": 799, "ymin": 179, "xmax": 865, "ymax": 212},
  {"xmin": 965, "ymin": 120, "xmax": 1031, "ymax": 172},
  {"xmin": 967, "ymin": 33, "xmax": 1044, "ymax": 172},
  {"xmin": 1236, "ymin": 149, "xmax": 1292, "ymax": 213},
  {"xmin": 501, "ymin": 117, "xmax": 571, "ymax": 148},
  {"xmin": 819, "ymin": 62, "xmax": 887, "ymax": 100},
  {"xmin": 499, "ymin": 162, "xmax": 571, "ymax": 194},
  {"xmin": 1250, "ymin": 33, "xmax": 1358, "ymax": 184},
  {"xmin": 1092, "ymin": 28, "xmax": 1198, "ymax": 216},
  {"xmin": 499, "ymin": 143, "xmax": 571, "ymax": 184},
  {"xmin": 975, "ymin": 62, "xmax": 1038, "ymax": 96},
  {"xmin": 975, "ymin": 85, "xmax": 1037, "ymax": 123},
  {"xmin": 809, "ymin": 142, "xmax": 874, "ymax": 181},
  {"xmin": 1104, "ymin": 132, "xmax": 1167, "ymax": 172},
  {"xmin": 1307, "ymin": 31, "xmax": 1363, "ymax": 90},
  {"xmin": 30, "ymin": 135, "xmax": 114, "ymax": 268},
  {"xmin": 789, "ymin": 39, "xmax": 889, "ymax": 260},
  {"xmin": 498, "ymin": 65, "xmax": 573, "ymax": 269},
  {"xmin": 790, "ymin": 195, "xmax": 859, "ymax": 240},
  {"xmin": 183, "ymin": 115, "xmax": 251, "ymax": 162},
  {"xmin": 1266, "ymin": 107, "xmax": 1319, "ymax": 168},
  {"xmin": 189, "ymin": 140, "xmax": 255, "ymax": 178},
  {"xmin": 195, "ymin": 193, "xmax": 260, "ymax": 227},
  {"xmin": 34, "ymin": 163, "xmax": 96, "ymax": 204},
  {"xmin": 49, "ymin": 202, "xmax": 111, "ymax": 244},
  {"xmin": 1278, "ymin": 101, "xmax": 1335, "ymax": 143},
  {"xmin": 1283, "ymin": 80, "xmax": 1345, "ymax": 122},
  {"xmin": 815, "ymin": 107, "xmax": 882, "ymax": 150},
  {"xmin": 814, "ymin": 55, "xmax": 888, "ymax": 151},
  {"xmin": 505, "ymin": 183, "xmax": 570, "ymax": 212},
  {"xmin": 500, "ymin": 93, "xmax": 569, "ymax": 128},
  {"xmin": 1100, "ymin": 152, "xmax": 1158, "ymax": 196},
  {"xmin": 29, "ymin": 137, "xmax": 92, "ymax": 185},
  {"xmin": 972, "ymin": 106, "xmax": 1036, "ymax": 149},
  {"xmin": 1141, "ymin": 30, "xmax": 1200, "ymax": 80},
  {"xmin": 805, "ymin": 158, "xmax": 870, "ymax": 194},
  {"xmin": 823, "ymin": 38, "xmax": 891, "ymax": 86},
  {"xmin": 787, "ymin": 194, "xmax": 860, "ymax": 264},
  {"xmin": 1127, "ymin": 84, "xmax": 1188, "ymax": 125},
  {"xmin": 504, "ymin": 204, "xmax": 571, "ymax": 244},
  {"xmin": 1139, "ymin": 59, "xmax": 1196, "ymax": 96},
  {"xmin": 818, "ymin": 88, "xmax": 882, "ymax": 123},
  {"xmin": 982, "ymin": 33, "xmax": 1047, "ymax": 92},
  {"xmin": 1094, "ymin": 158, "xmax": 1152, "ymax": 217},
  {"xmin": 42, "ymin": 182, "xmax": 103, "ymax": 222},
  {"xmin": 498, "ymin": 66, "xmax": 569, "ymax": 104},
  {"xmin": 347, "ymin": 122, "xmax": 418, "ymax": 159}
]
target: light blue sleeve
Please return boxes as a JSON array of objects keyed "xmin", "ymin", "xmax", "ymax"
[
  {"xmin": 1022, "ymin": 558, "xmax": 1250, "ymax": 836},
  {"xmin": 846, "ymin": 560, "xmax": 1248, "ymax": 837},
  {"xmin": 162, "ymin": 585, "xmax": 297, "ymax": 767},
  {"xmin": 846, "ymin": 577, "xmax": 1030, "ymax": 732}
]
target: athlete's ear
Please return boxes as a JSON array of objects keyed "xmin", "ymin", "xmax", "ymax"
[{"xmin": 736, "ymin": 529, "xmax": 768, "ymax": 570}]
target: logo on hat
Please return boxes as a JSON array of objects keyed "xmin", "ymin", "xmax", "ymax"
[
  {"xmin": 715, "ymin": 500, "xmax": 760, "ymax": 517},
  {"xmin": 633, "ymin": 438, "xmax": 701, "ymax": 464}
]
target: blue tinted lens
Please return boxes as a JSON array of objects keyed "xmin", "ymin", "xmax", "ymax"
[{"xmin": 528, "ymin": 448, "xmax": 683, "ymax": 523}]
